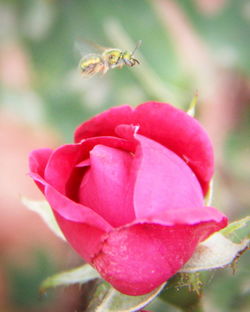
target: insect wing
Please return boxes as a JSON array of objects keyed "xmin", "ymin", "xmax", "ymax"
[
  {"xmin": 81, "ymin": 39, "xmax": 110, "ymax": 52},
  {"xmin": 75, "ymin": 39, "xmax": 110, "ymax": 56},
  {"xmin": 131, "ymin": 40, "xmax": 142, "ymax": 56}
]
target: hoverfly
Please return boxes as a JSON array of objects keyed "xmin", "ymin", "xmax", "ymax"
[{"xmin": 78, "ymin": 40, "xmax": 142, "ymax": 77}]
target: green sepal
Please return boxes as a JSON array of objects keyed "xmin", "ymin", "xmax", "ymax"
[
  {"xmin": 21, "ymin": 198, "xmax": 66, "ymax": 241},
  {"xmin": 86, "ymin": 281, "xmax": 166, "ymax": 312},
  {"xmin": 204, "ymin": 179, "xmax": 214, "ymax": 206},
  {"xmin": 180, "ymin": 232, "xmax": 249, "ymax": 273},
  {"xmin": 40, "ymin": 264, "xmax": 100, "ymax": 294},
  {"xmin": 187, "ymin": 92, "xmax": 198, "ymax": 117},
  {"xmin": 220, "ymin": 216, "xmax": 250, "ymax": 241}
]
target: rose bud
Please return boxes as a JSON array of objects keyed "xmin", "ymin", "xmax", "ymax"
[{"xmin": 29, "ymin": 102, "xmax": 227, "ymax": 296}]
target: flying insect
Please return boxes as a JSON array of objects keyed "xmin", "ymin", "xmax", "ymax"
[{"xmin": 78, "ymin": 40, "xmax": 141, "ymax": 77}]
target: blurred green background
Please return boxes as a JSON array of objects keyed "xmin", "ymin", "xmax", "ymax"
[{"xmin": 0, "ymin": 0, "xmax": 249, "ymax": 311}]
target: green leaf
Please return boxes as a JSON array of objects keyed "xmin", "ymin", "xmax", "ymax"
[
  {"xmin": 180, "ymin": 232, "xmax": 249, "ymax": 273},
  {"xmin": 21, "ymin": 197, "xmax": 66, "ymax": 241},
  {"xmin": 87, "ymin": 281, "xmax": 166, "ymax": 312},
  {"xmin": 40, "ymin": 264, "xmax": 100, "ymax": 293}
]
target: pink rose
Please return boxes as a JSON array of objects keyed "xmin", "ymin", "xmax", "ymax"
[{"xmin": 29, "ymin": 102, "xmax": 227, "ymax": 296}]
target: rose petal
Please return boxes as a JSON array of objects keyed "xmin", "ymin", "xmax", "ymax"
[
  {"xmin": 29, "ymin": 148, "xmax": 53, "ymax": 192},
  {"xmin": 28, "ymin": 138, "xmax": 134, "ymax": 261},
  {"xmin": 74, "ymin": 102, "xmax": 213, "ymax": 194},
  {"xmin": 114, "ymin": 125, "xmax": 226, "ymax": 227},
  {"xmin": 44, "ymin": 144, "xmax": 81, "ymax": 194},
  {"xmin": 44, "ymin": 185, "xmax": 113, "ymax": 262},
  {"xmin": 74, "ymin": 105, "xmax": 134, "ymax": 142},
  {"xmin": 78, "ymin": 144, "xmax": 135, "ymax": 227},
  {"xmin": 92, "ymin": 221, "xmax": 223, "ymax": 295},
  {"xmin": 133, "ymin": 102, "xmax": 214, "ymax": 195},
  {"xmin": 130, "ymin": 133, "xmax": 204, "ymax": 220},
  {"xmin": 44, "ymin": 136, "xmax": 134, "ymax": 195},
  {"xmin": 141, "ymin": 206, "xmax": 227, "ymax": 229},
  {"xmin": 29, "ymin": 159, "xmax": 113, "ymax": 262}
]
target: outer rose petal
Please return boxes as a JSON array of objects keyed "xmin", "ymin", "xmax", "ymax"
[
  {"xmin": 74, "ymin": 105, "xmax": 134, "ymax": 142},
  {"xmin": 29, "ymin": 148, "xmax": 52, "ymax": 192},
  {"xmin": 74, "ymin": 102, "xmax": 213, "ymax": 194},
  {"xmin": 92, "ymin": 221, "xmax": 225, "ymax": 296},
  {"xmin": 45, "ymin": 144, "xmax": 81, "ymax": 194},
  {"xmin": 44, "ymin": 185, "xmax": 113, "ymax": 262},
  {"xmin": 29, "ymin": 151, "xmax": 114, "ymax": 262},
  {"xmin": 133, "ymin": 103, "xmax": 214, "ymax": 195}
]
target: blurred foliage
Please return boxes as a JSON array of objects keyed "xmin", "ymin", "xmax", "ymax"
[
  {"xmin": 0, "ymin": 0, "xmax": 250, "ymax": 311},
  {"xmin": 206, "ymin": 256, "xmax": 250, "ymax": 312},
  {"xmin": 7, "ymin": 249, "xmax": 56, "ymax": 309},
  {"xmin": 179, "ymin": 0, "xmax": 250, "ymax": 74},
  {"xmin": 225, "ymin": 110, "xmax": 250, "ymax": 179},
  {"xmin": 1, "ymin": 0, "xmax": 249, "ymax": 139}
]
